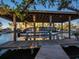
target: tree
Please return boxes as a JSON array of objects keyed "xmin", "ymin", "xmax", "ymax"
[
  {"xmin": 0, "ymin": 0, "xmax": 79, "ymax": 21},
  {"xmin": 8, "ymin": 22, "xmax": 13, "ymax": 30},
  {"xmin": 1, "ymin": 0, "xmax": 79, "ymax": 12},
  {"xmin": 21, "ymin": 0, "xmax": 79, "ymax": 12}
]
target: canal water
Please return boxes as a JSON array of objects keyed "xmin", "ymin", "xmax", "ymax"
[
  {"xmin": 0, "ymin": 33, "xmax": 13, "ymax": 45},
  {"xmin": 0, "ymin": 33, "xmax": 30, "ymax": 45},
  {"xmin": 0, "ymin": 32, "xmax": 75, "ymax": 45}
]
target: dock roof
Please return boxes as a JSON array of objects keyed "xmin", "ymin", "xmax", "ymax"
[{"xmin": 0, "ymin": 9, "xmax": 79, "ymax": 23}]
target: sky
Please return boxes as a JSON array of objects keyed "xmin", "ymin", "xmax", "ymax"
[
  {"xmin": 0, "ymin": 17, "xmax": 11, "ymax": 29},
  {"xmin": 0, "ymin": 0, "xmax": 79, "ymax": 29}
]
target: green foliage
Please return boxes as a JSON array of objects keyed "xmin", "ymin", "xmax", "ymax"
[
  {"xmin": 1, "ymin": 0, "xmax": 78, "ymax": 10},
  {"xmin": 0, "ymin": 0, "xmax": 79, "ymax": 21},
  {"xmin": 11, "ymin": 0, "xmax": 16, "ymax": 3},
  {"xmin": 58, "ymin": 0, "xmax": 71, "ymax": 10}
]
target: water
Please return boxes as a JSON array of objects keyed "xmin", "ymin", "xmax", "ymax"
[
  {"xmin": 0, "ymin": 33, "xmax": 26, "ymax": 45},
  {"xmin": 62, "ymin": 46, "xmax": 79, "ymax": 59},
  {"xmin": 0, "ymin": 33, "xmax": 13, "ymax": 45},
  {"xmin": 0, "ymin": 32, "xmax": 76, "ymax": 45}
]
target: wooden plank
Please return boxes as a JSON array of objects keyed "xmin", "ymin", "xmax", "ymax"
[
  {"xmin": 0, "ymin": 41, "xmax": 32, "ymax": 49},
  {"xmin": 57, "ymin": 39, "xmax": 79, "ymax": 44},
  {"xmin": 35, "ymin": 45, "xmax": 70, "ymax": 59},
  {"xmin": 35, "ymin": 39, "xmax": 79, "ymax": 46}
]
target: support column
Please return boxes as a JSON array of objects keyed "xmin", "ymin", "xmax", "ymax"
[
  {"xmin": 25, "ymin": 21, "xmax": 27, "ymax": 29},
  {"xmin": 42, "ymin": 22, "xmax": 45, "ymax": 40},
  {"xmin": 61, "ymin": 23, "xmax": 63, "ymax": 31},
  {"xmin": 13, "ymin": 14, "xmax": 17, "ymax": 41},
  {"xmin": 33, "ymin": 15, "xmax": 36, "ymax": 40},
  {"xmin": 69, "ymin": 16, "xmax": 71, "ymax": 39},
  {"xmin": 49, "ymin": 15, "xmax": 52, "ymax": 40},
  {"xmin": 42, "ymin": 22, "xmax": 44, "ymax": 27},
  {"xmin": 61, "ymin": 22, "xmax": 64, "ymax": 39},
  {"xmin": 52, "ymin": 22, "xmax": 55, "ymax": 28},
  {"xmin": 25, "ymin": 21, "xmax": 28, "ymax": 41},
  {"xmin": 52, "ymin": 19, "xmax": 55, "ymax": 40}
]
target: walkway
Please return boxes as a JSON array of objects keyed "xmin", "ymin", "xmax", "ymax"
[{"xmin": 35, "ymin": 45, "xmax": 69, "ymax": 59}]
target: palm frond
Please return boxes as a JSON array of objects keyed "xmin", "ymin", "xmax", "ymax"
[{"xmin": 58, "ymin": 0, "xmax": 71, "ymax": 10}]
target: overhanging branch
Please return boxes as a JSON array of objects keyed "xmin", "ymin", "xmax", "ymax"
[
  {"xmin": 21, "ymin": 0, "xmax": 34, "ymax": 13},
  {"xmin": 67, "ymin": 7, "xmax": 79, "ymax": 12}
]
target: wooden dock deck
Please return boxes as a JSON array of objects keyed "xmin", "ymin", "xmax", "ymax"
[
  {"xmin": 0, "ymin": 41, "xmax": 33, "ymax": 49},
  {"xmin": 0, "ymin": 39, "xmax": 79, "ymax": 49},
  {"xmin": 0, "ymin": 39, "xmax": 79, "ymax": 59},
  {"xmin": 35, "ymin": 45, "xmax": 70, "ymax": 59}
]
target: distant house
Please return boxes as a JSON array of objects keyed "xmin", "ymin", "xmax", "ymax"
[
  {"xmin": 2, "ymin": 28, "xmax": 11, "ymax": 33},
  {"xmin": 39, "ymin": 27, "xmax": 57, "ymax": 32}
]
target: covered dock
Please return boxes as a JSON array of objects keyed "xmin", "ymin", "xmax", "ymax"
[
  {"xmin": 0, "ymin": 9, "xmax": 79, "ymax": 59},
  {"xmin": 0, "ymin": 10, "xmax": 79, "ymax": 41}
]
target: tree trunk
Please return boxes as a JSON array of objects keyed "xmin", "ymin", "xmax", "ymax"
[{"xmin": 13, "ymin": 14, "xmax": 17, "ymax": 41}]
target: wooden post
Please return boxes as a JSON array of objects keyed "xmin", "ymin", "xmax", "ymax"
[
  {"xmin": 69, "ymin": 16, "xmax": 71, "ymax": 39},
  {"xmin": 13, "ymin": 14, "xmax": 17, "ymax": 41},
  {"xmin": 25, "ymin": 21, "xmax": 27, "ymax": 29},
  {"xmin": 42, "ymin": 22, "xmax": 45, "ymax": 40},
  {"xmin": 61, "ymin": 22, "xmax": 64, "ymax": 39},
  {"xmin": 52, "ymin": 16, "xmax": 55, "ymax": 28},
  {"xmin": 61, "ymin": 23, "xmax": 63, "ymax": 31},
  {"xmin": 42, "ymin": 22, "xmax": 44, "ymax": 27},
  {"xmin": 25, "ymin": 21, "xmax": 28, "ymax": 41},
  {"xmin": 33, "ymin": 15, "xmax": 36, "ymax": 40},
  {"xmin": 53, "ymin": 23, "xmax": 55, "ymax": 28},
  {"xmin": 49, "ymin": 15, "xmax": 52, "ymax": 40},
  {"xmin": 52, "ymin": 18, "xmax": 55, "ymax": 40}
]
